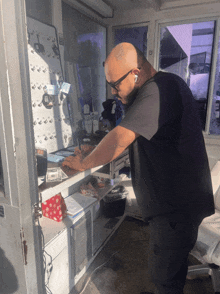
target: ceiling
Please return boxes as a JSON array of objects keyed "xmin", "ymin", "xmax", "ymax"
[{"xmin": 102, "ymin": 0, "xmax": 180, "ymax": 11}]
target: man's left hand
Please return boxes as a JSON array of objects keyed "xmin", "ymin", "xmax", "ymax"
[{"xmin": 62, "ymin": 155, "xmax": 85, "ymax": 171}]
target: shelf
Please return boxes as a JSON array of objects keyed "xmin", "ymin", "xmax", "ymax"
[
  {"xmin": 39, "ymin": 149, "xmax": 129, "ymax": 203},
  {"xmin": 96, "ymin": 174, "xmax": 125, "ymax": 201},
  {"xmin": 39, "ymin": 175, "xmax": 125, "ymax": 246},
  {"xmin": 39, "ymin": 165, "xmax": 104, "ymax": 202},
  {"xmin": 93, "ymin": 164, "xmax": 111, "ymax": 179}
]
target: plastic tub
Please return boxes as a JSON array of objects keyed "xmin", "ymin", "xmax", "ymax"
[{"xmin": 102, "ymin": 185, "xmax": 128, "ymax": 218}]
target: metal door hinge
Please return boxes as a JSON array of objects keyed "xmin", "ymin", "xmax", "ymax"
[
  {"xmin": 34, "ymin": 192, "xmax": 43, "ymax": 221},
  {"xmin": 20, "ymin": 228, "xmax": 28, "ymax": 265}
]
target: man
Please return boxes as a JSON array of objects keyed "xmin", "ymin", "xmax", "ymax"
[{"xmin": 63, "ymin": 42, "xmax": 215, "ymax": 294}]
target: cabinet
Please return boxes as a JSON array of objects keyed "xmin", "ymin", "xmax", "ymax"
[{"xmin": 39, "ymin": 153, "xmax": 128, "ymax": 293}]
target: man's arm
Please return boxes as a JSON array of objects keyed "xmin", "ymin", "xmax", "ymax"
[{"xmin": 62, "ymin": 126, "xmax": 139, "ymax": 171}]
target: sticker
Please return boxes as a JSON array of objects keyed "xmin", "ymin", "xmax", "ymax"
[
  {"xmin": 61, "ymin": 82, "xmax": 72, "ymax": 94},
  {"xmin": 45, "ymin": 85, "xmax": 59, "ymax": 95}
]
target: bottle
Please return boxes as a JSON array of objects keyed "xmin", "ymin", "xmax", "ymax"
[
  {"xmin": 92, "ymin": 111, "xmax": 99, "ymax": 133},
  {"xmin": 84, "ymin": 114, "xmax": 92, "ymax": 134}
]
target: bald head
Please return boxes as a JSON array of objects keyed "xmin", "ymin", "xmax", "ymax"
[
  {"xmin": 105, "ymin": 42, "xmax": 144, "ymax": 77},
  {"xmin": 104, "ymin": 42, "xmax": 157, "ymax": 104}
]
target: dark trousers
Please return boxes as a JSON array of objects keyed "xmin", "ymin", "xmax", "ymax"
[{"xmin": 148, "ymin": 213, "xmax": 201, "ymax": 294}]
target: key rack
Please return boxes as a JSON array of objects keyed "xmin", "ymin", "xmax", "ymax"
[{"xmin": 27, "ymin": 17, "xmax": 73, "ymax": 153}]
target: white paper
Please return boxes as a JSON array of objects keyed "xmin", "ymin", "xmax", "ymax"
[{"xmin": 64, "ymin": 193, "xmax": 96, "ymax": 216}]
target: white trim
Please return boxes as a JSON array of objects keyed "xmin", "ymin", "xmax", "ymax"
[
  {"xmin": 63, "ymin": 0, "xmax": 111, "ymax": 25},
  {"xmin": 205, "ymin": 18, "xmax": 220, "ymax": 134},
  {"xmin": 155, "ymin": 15, "xmax": 218, "ymax": 27},
  {"xmin": 113, "ymin": 21, "xmax": 150, "ymax": 30},
  {"xmin": 75, "ymin": 0, "xmax": 113, "ymax": 18},
  {"xmin": 0, "ymin": 0, "xmax": 45, "ymax": 292},
  {"xmin": 160, "ymin": 0, "xmax": 219, "ymax": 11}
]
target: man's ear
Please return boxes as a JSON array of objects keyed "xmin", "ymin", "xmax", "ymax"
[{"xmin": 133, "ymin": 68, "xmax": 140, "ymax": 83}]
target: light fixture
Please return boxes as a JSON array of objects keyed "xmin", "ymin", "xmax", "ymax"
[{"xmin": 75, "ymin": 0, "xmax": 114, "ymax": 18}]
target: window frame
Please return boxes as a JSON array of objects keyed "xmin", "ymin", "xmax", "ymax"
[{"xmin": 155, "ymin": 16, "xmax": 220, "ymax": 135}]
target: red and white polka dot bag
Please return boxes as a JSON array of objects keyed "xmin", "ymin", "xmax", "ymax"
[{"xmin": 42, "ymin": 193, "xmax": 67, "ymax": 222}]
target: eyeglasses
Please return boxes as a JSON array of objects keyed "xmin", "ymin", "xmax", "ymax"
[{"xmin": 106, "ymin": 69, "xmax": 133, "ymax": 90}]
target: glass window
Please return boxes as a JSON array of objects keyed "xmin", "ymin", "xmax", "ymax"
[
  {"xmin": 62, "ymin": 2, "xmax": 106, "ymax": 130},
  {"xmin": 0, "ymin": 150, "xmax": 5, "ymax": 197},
  {"xmin": 159, "ymin": 21, "xmax": 215, "ymax": 129},
  {"xmin": 114, "ymin": 26, "xmax": 148, "ymax": 56},
  {"xmin": 25, "ymin": 0, "xmax": 52, "ymax": 25},
  {"xmin": 209, "ymin": 34, "xmax": 220, "ymax": 134}
]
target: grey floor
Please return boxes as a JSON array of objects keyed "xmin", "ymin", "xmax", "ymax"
[{"xmin": 72, "ymin": 216, "xmax": 215, "ymax": 294}]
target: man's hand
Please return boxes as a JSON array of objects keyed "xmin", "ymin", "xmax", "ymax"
[
  {"xmin": 62, "ymin": 126, "xmax": 139, "ymax": 173},
  {"xmin": 62, "ymin": 155, "xmax": 85, "ymax": 172}
]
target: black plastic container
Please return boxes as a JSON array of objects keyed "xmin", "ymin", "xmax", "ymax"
[{"xmin": 102, "ymin": 185, "xmax": 128, "ymax": 218}]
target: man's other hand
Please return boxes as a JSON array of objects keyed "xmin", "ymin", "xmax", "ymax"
[{"xmin": 62, "ymin": 155, "xmax": 85, "ymax": 172}]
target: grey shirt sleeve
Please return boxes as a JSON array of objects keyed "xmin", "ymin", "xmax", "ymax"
[{"xmin": 119, "ymin": 81, "xmax": 160, "ymax": 140}]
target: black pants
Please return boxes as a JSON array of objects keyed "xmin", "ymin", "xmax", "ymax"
[{"xmin": 148, "ymin": 213, "xmax": 201, "ymax": 294}]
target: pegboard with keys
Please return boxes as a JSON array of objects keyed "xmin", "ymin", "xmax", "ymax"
[{"xmin": 27, "ymin": 17, "xmax": 73, "ymax": 153}]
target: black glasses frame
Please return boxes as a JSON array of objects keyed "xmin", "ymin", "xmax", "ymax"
[{"xmin": 106, "ymin": 69, "xmax": 133, "ymax": 90}]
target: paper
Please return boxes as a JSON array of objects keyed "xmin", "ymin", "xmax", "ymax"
[
  {"xmin": 46, "ymin": 168, "xmax": 62, "ymax": 182},
  {"xmin": 45, "ymin": 84, "xmax": 59, "ymax": 95},
  {"xmin": 55, "ymin": 151, "xmax": 74, "ymax": 157},
  {"xmin": 65, "ymin": 193, "xmax": 97, "ymax": 216},
  {"xmin": 47, "ymin": 154, "xmax": 65, "ymax": 162}
]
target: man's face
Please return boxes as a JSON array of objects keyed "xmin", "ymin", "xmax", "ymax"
[{"xmin": 105, "ymin": 65, "xmax": 137, "ymax": 104}]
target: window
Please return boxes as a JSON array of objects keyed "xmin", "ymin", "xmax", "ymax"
[
  {"xmin": 25, "ymin": 0, "xmax": 52, "ymax": 25},
  {"xmin": 158, "ymin": 21, "xmax": 215, "ymax": 129},
  {"xmin": 62, "ymin": 2, "xmax": 106, "ymax": 123},
  {"xmin": 113, "ymin": 24, "xmax": 148, "ymax": 125},
  {"xmin": 114, "ymin": 25, "xmax": 148, "ymax": 56},
  {"xmin": 209, "ymin": 34, "xmax": 220, "ymax": 135}
]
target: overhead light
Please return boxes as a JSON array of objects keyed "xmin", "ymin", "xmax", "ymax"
[{"xmin": 75, "ymin": 0, "xmax": 114, "ymax": 18}]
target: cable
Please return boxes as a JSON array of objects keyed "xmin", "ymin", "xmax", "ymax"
[
  {"xmin": 78, "ymin": 239, "xmax": 148, "ymax": 294},
  {"xmin": 38, "ymin": 209, "xmax": 148, "ymax": 294},
  {"xmin": 37, "ymin": 218, "xmax": 53, "ymax": 294},
  {"xmin": 78, "ymin": 250, "xmax": 120, "ymax": 294}
]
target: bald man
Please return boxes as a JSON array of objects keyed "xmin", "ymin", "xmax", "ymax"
[{"xmin": 63, "ymin": 43, "xmax": 214, "ymax": 294}]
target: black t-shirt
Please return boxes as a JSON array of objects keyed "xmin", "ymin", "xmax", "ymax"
[{"xmin": 120, "ymin": 71, "xmax": 215, "ymax": 222}]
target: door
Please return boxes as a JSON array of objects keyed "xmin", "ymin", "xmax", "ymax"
[{"xmin": 0, "ymin": 0, "xmax": 45, "ymax": 293}]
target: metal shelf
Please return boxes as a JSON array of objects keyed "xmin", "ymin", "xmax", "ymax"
[
  {"xmin": 39, "ymin": 165, "xmax": 104, "ymax": 203},
  {"xmin": 39, "ymin": 174, "xmax": 125, "ymax": 245}
]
